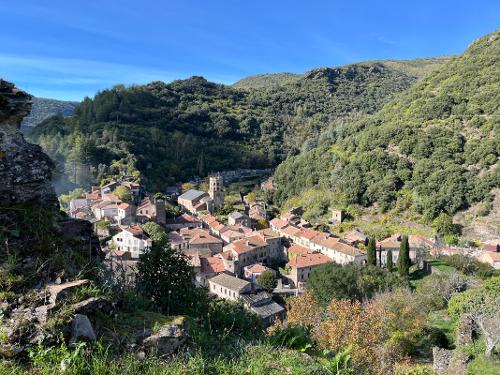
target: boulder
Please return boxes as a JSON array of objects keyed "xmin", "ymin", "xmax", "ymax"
[
  {"xmin": 70, "ymin": 314, "xmax": 96, "ymax": 344},
  {"xmin": 142, "ymin": 317, "xmax": 189, "ymax": 357}
]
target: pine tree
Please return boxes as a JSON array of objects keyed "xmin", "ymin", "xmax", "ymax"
[
  {"xmin": 397, "ymin": 235, "xmax": 410, "ymax": 277},
  {"xmin": 367, "ymin": 238, "xmax": 377, "ymax": 266},
  {"xmin": 386, "ymin": 249, "xmax": 393, "ymax": 271}
]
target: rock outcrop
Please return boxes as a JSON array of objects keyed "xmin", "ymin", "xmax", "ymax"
[
  {"xmin": 142, "ymin": 317, "xmax": 190, "ymax": 357},
  {"xmin": 0, "ymin": 79, "xmax": 104, "ymax": 358},
  {"xmin": 0, "ymin": 79, "xmax": 57, "ymax": 207}
]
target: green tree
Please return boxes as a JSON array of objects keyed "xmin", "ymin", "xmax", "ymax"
[
  {"xmin": 433, "ymin": 212, "xmax": 459, "ymax": 236},
  {"xmin": 367, "ymin": 238, "xmax": 377, "ymax": 266},
  {"xmin": 136, "ymin": 244, "xmax": 199, "ymax": 315},
  {"xmin": 386, "ymin": 249, "xmax": 394, "ymax": 272},
  {"xmin": 397, "ymin": 235, "xmax": 410, "ymax": 277},
  {"xmin": 257, "ymin": 270, "xmax": 278, "ymax": 293},
  {"xmin": 141, "ymin": 221, "xmax": 168, "ymax": 247},
  {"xmin": 113, "ymin": 185, "xmax": 132, "ymax": 203}
]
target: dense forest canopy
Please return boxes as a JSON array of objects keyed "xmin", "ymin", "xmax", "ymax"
[
  {"xmin": 21, "ymin": 97, "xmax": 79, "ymax": 128},
  {"xmin": 30, "ymin": 59, "xmax": 427, "ymax": 192},
  {"xmin": 273, "ymin": 30, "xmax": 500, "ymax": 221}
]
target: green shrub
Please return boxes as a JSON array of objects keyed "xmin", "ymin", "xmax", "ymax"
[{"xmin": 269, "ymin": 325, "xmax": 314, "ymax": 352}]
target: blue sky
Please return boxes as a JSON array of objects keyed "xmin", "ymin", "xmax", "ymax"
[{"xmin": 0, "ymin": 1, "xmax": 498, "ymax": 101}]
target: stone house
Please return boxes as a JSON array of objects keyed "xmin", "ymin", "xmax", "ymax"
[
  {"xmin": 208, "ymin": 274, "xmax": 285, "ymax": 326},
  {"xmin": 208, "ymin": 273, "xmax": 253, "ymax": 301},
  {"xmin": 165, "ymin": 213, "xmax": 202, "ymax": 230},
  {"xmin": 195, "ymin": 256, "xmax": 225, "ymax": 286},
  {"xmin": 243, "ymin": 263, "xmax": 273, "ymax": 283},
  {"xmin": 117, "ymin": 202, "xmax": 136, "ymax": 225},
  {"xmin": 222, "ymin": 235, "xmax": 269, "ymax": 276},
  {"xmin": 344, "ymin": 229, "xmax": 368, "ymax": 246},
  {"xmin": 112, "ymin": 225, "xmax": 152, "ymax": 259},
  {"xmin": 240, "ymin": 291, "xmax": 285, "ymax": 326},
  {"xmin": 178, "ymin": 189, "xmax": 212, "ymax": 213},
  {"xmin": 250, "ymin": 228, "xmax": 284, "ymax": 261},
  {"xmin": 136, "ymin": 197, "xmax": 166, "ymax": 224},
  {"xmin": 220, "ymin": 225, "xmax": 253, "ymax": 244},
  {"xmin": 287, "ymin": 251, "xmax": 333, "ymax": 287},
  {"xmin": 92, "ymin": 201, "xmax": 119, "ymax": 221},
  {"xmin": 179, "ymin": 228, "xmax": 223, "ymax": 255},
  {"xmin": 377, "ymin": 234, "xmax": 434, "ymax": 266},
  {"xmin": 331, "ymin": 209, "xmax": 343, "ymax": 224},
  {"xmin": 249, "ymin": 202, "xmax": 267, "ymax": 222},
  {"xmin": 228, "ymin": 211, "xmax": 252, "ymax": 227}
]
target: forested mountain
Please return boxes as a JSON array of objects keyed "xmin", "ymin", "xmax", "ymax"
[
  {"xmin": 273, "ymin": 30, "xmax": 500, "ymax": 223},
  {"xmin": 21, "ymin": 97, "xmax": 79, "ymax": 128},
  {"xmin": 30, "ymin": 60, "xmax": 423, "ymax": 192},
  {"xmin": 232, "ymin": 72, "xmax": 302, "ymax": 89},
  {"xmin": 232, "ymin": 57, "xmax": 450, "ymax": 89}
]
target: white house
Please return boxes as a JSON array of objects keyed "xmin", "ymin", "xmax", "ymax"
[{"xmin": 112, "ymin": 225, "xmax": 152, "ymax": 259}]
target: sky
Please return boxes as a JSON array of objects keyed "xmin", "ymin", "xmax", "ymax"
[{"xmin": 0, "ymin": 1, "xmax": 499, "ymax": 101}]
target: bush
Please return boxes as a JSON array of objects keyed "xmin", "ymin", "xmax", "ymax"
[{"xmin": 269, "ymin": 325, "xmax": 314, "ymax": 352}]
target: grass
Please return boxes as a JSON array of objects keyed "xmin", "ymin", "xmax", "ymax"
[
  {"xmin": 426, "ymin": 260, "xmax": 456, "ymax": 274},
  {"xmin": 466, "ymin": 355, "xmax": 500, "ymax": 375},
  {"xmin": 428, "ymin": 310, "xmax": 455, "ymax": 348},
  {"xmin": 0, "ymin": 342, "xmax": 329, "ymax": 375}
]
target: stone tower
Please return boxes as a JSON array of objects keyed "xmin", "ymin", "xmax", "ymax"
[{"xmin": 208, "ymin": 173, "xmax": 225, "ymax": 210}]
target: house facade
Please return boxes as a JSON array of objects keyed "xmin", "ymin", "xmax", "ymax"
[{"xmin": 112, "ymin": 225, "xmax": 152, "ymax": 259}]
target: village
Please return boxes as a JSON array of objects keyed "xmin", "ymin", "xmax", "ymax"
[{"xmin": 67, "ymin": 172, "xmax": 500, "ymax": 326}]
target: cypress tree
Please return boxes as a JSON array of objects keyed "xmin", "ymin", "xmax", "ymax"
[
  {"xmin": 367, "ymin": 238, "xmax": 377, "ymax": 266},
  {"xmin": 386, "ymin": 249, "xmax": 393, "ymax": 271},
  {"xmin": 397, "ymin": 235, "xmax": 410, "ymax": 277}
]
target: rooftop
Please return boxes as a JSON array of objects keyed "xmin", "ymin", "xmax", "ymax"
[
  {"xmin": 229, "ymin": 235, "xmax": 268, "ymax": 254},
  {"xmin": 270, "ymin": 218, "xmax": 288, "ymax": 229},
  {"xmin": 178, "ymin": 189, "xmax": 207, "ymax": 202},
  {"xmin": 244, "ymin": 263, "xmax": 269, "ymax": 274},
  {"xmin": 288, "ymin": 252, "xmax": 333, "ymax": 269},
  {"xmin": 209, "ymin": 273, "xmax": 250, "ymax": 291},
  {"xmin": 200, "ymin": 256, "xmax": 225, "ymax": 274}
]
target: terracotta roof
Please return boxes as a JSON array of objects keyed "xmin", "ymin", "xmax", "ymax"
[
  {"xmin": 200, "ymin": 256, "xmax": 225, "ymax": 274},
  {"xmin": 282, "ymin": 226, "xmax": 302, "ymax": 237},
  {"xmin": 102, "ymin": 193, "xmax": 120, "ymax": 202},
  {"xmin": 190, "ymin": 232, "xmax": 223, "ymax": 245},
  {"xmin": 138, "ymin": 197, "xmax": 154, "ymax": 209},
  {"xmin": 288, "ymin": 244, "xmax": 313, "ymax": 257},
  {"xmin": 298, "ymin": 229, "xmax": 321, "ymax": 240},
  {"xmin": 331, "ymin": 241, "xmax": 365, "ymax": 257},
  {"xmin": 86, "ymin": 191, "xmax": 101, "ymax": 201},
  {"xmin": 254, "ymin": 228, "xmax": 281, "ymax": 240},
  {"xmin": 218, "ymin": 250, "xmax": 234, "ymax": 260},
  {"xmin": 245, "ymin": 263, "xmax": 269, "ymax": 274},
  {"xmin": 377, "ymin": 234, "xmax": 401, "ymax": 249},
  {"xmin": 229, "ymin": 235, "xmax": 267, "ymax": 255},
  {"xmin": 288, "ymin": 252, "xmax": 333, "ymax": 269},
  {"xmin": 202, "ymin": 214, "xmax": 218, "ymax": 225},
  {"xmin": 118, "ymin": 203, "xmax": 130, "ymax": 209},
  {"xmin": 344, "ymin": 229, "xmax": 367, "ymax": 243},
  {"xmin": 313, "ymin": 235, "xmax": 340, "ymax": 248},
  {"xmin": 123, "ymin": 225, "xmax": 144, "ymax": 236},
  {"xmin": 165, "ymin": 213, "xmax": 201, "ymax": 225},
  {"xmin": 270, "ymin": 218, "xmax": 288, "ymax": 229}
]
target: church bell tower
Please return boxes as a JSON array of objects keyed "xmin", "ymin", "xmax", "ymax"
[{"xmin": 208, "ymin": 173, "xmax": 225, "ymax": 210}]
